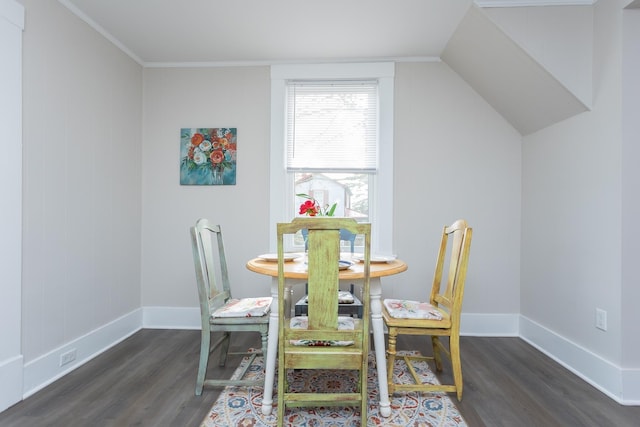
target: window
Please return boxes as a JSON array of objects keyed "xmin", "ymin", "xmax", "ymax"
[
  {"xmin": 270, "ymin": 63, "xmax": 394, "ymax": 254},
  {"xmin": 287, "ymin": 80, "xmax": 376, "ymax": 249}
]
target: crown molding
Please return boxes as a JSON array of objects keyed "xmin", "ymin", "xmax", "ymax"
[
  {"xmin": 143, "ymin": 56, "xmax": 441, "ymax": 69},
  {"xmin": 475, "ymin": 0, "xmax": 596, "ymax": 6}
]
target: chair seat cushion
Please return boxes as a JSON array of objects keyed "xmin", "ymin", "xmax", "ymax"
[
  {"xmin": 289, "ymin": 316, "xmax": 355, "ymax": 346},
  {"xmin": 211, "ymin": 297, "xmax": 272, "ymax": 318},
  {"xmin": 383, "ymin": 299, "xmax": 443, "ymax": 320},
  {"xmin": 303, "ymin": 291, "xmax": 355, "ymax": 304},
  {"xmin": 338, "ymin": 291, "xmax": 355, "ymax": 304}
]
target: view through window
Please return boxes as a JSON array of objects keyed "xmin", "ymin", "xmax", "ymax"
[{"xmin": 294, "ymin": 172, "xmax": 370, "ymax": 248}]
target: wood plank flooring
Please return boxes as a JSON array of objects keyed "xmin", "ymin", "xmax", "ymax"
[{"xmin": 0, "ymin": 329, "xmax": 638, "ymax": 426}]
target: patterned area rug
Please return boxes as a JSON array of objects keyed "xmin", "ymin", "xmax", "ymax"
[{"xmin": 200, "ymin": 351, "xmax": 467, "ymax": 427}]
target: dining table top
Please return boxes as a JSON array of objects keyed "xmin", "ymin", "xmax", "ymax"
[{"xmin": 246, "ymin": 254, "xmax": 407, "ymax": 280}]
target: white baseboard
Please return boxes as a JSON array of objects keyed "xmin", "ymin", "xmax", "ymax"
[
  {"xmin": 21, "ymin": 306, "xmax": 199, "ymax": 400},
  {"xmin": 519, "ymin": 315, "xmax": 640, "ymax": 405},
  {"xmin": 461, "ymin": 312, "xmax": 520, "ymax": 336},
  {"xmin": 0, "ymin": 354, "xmax": 23, "ymax": 412},
  {"xmin": 22, "ymin": 309, "xmax": 142, "ymax": 398},
  {"xmin": 622, "ymin": 368, "xmax": 640, "ymax": 405},
  {"xmin": 143, "ymin": 309, "xmax": 523, "ymax": 336},
  {"xmin": 141, "ymin": 308, "xmax": 519, "ymax": 335}
]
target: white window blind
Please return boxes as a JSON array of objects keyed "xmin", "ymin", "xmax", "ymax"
[{"xmin": 286, "ymin": 80, "xmax": 378, "ymax": 172}]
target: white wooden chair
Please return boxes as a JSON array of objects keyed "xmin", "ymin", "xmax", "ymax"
[{"xmin": 190, "ymin": 218, "xmax": 271, "ymax": 395}]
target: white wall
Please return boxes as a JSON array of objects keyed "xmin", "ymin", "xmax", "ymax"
[
  {"xmin": 20, "ymin": 0, "xmax": 143, "ymax": 394},
  {"xmin": 520, "ymin": 0, "xmax": 637, "ymax": 403},
  {"xmin": 393, "ymin": 62, "xmax": 522, "ymax": 317},
  {"xmin": 141, "ymin": 66, "xmax": 272, "ymax": 312},
  {"xmin": 139, "ymin": 62, "xmax": 523, "ymax": 331},
  {"xmin": 0, "ymin": 0, "xmax": 24, "ymax": 413},
  {"xmin": 621, "ymin": 6, "xmax": 640, "ymax": 399}
]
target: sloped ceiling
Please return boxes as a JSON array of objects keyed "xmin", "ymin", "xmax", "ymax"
[
  {"xmin": 442, "ymin": 5, "xmax": 590, "ymax": 135},
  {"xmin": 59, "ymin": 0, "xmax": 594, "ymax": 135}
]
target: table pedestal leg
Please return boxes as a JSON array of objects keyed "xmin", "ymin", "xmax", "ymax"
[
  {"xmin": 261, "ymin": 285, "xmax": 279, "ymax": 415},
  {"xmin": 370, "ymin": 278, "xmax": 391, "ymax": 417}
]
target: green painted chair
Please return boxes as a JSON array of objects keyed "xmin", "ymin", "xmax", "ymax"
[
  {"xmin": 190, "ymin": 218, "xmax": 271, "ymax": 395},
  {"xmin": 276, "ymin": 217, "xmax": 371, "ymax": 425},
  {"xmin": 295, "ymin": 228, "xmax": 363, "ymax": 318}
]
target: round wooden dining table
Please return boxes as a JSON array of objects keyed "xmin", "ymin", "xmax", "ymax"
[{"xmin": 246, "ymin": 255, "xmax": 407, "ymax": 418}]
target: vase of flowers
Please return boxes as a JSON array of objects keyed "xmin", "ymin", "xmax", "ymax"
[
  {"xmin": 297, "ymin": 193, "xmax": 337, "ymax": 217},
  {"xmin": 297, "ymin": 193, "xmax": 338, "ymax": 260}
]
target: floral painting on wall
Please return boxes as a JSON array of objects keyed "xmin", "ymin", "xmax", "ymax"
[{"xmin": 180, "ymin": 128, "xmax": 237, "ymax": 185}]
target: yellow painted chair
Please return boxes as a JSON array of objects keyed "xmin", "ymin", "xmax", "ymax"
[
  {"xmin": 276, "ymin": 217, "xmax": 371, "ymax": 426},
  {"xmin": 382, "ymin": 219, "xmax": 472, "ymax": 401},
  {"xmin": 190, "ymin": 218, "xmax": 271, "ymax": 395}
]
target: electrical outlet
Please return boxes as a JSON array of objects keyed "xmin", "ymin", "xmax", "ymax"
[
  {"xmin": 596, "ymin": 308, "xmax": 607, "ymax": 331},
  {"xmin": 59, "ymin": 349, "xmax": 77, "ymax": 367}
]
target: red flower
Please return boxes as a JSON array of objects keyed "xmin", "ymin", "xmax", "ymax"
[
  {"xmin": 191, "ymin": 133, "xmax": 204, "ymax": 146},
  {"xmin": 299, "ymin": 200, "xmax": 318, "ymax": 216},
  {"xmin": 210, "ymin": 150, "xmax": 224, "ymax": 164}
]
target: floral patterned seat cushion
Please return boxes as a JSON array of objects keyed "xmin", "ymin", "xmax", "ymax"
[
  {"xmin": 211, "ymin": 297, "xmax": 272, "ymax": 318},
  {"xmin": 289, "ymin": 316, "xmax": 355, "ymax": 346},
  {"xmin": 383, "ymin": 298, "xmax": 443, "ymax": 320}
]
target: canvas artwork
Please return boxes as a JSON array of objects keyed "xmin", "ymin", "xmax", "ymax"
[{"xmin": 180, "ymin": 128, "xmax": 237, "ymax": 185}]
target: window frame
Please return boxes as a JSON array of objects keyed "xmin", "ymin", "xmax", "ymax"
[{"xmin": 269, "ymin": 62, "xmax": 395, "ymax": 254}]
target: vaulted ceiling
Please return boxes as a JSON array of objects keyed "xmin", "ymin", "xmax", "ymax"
[{"xmin": 58, "ymin": 0, "xmax": 598, "ymax": 135}]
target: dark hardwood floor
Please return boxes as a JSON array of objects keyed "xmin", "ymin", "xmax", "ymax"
[{"xmin": 0, "ymin": 329, "xmax": 638, "ymax": 426}]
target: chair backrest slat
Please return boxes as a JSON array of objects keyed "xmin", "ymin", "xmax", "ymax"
[
  {"xmin": 307, "ymin": 227, "xmax": 340, "ymax": 329},
  {"xmin": 430, "ymin": 219, "xmax": 472, "ymax": 325},
  {"xmin": 191, "ymin": 219, "xmax": 233, "ymax": 322}
]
